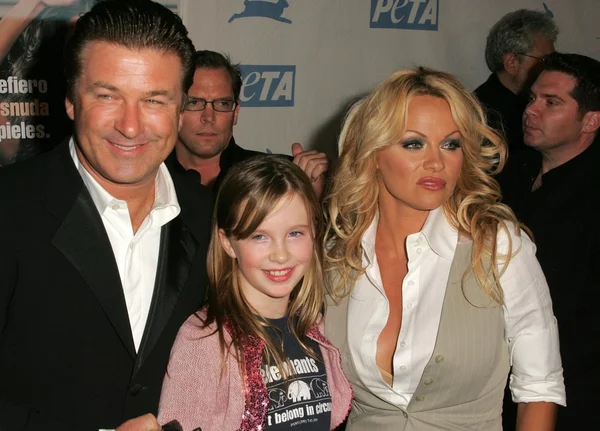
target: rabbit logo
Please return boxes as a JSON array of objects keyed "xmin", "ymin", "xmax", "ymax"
[{"xmin": 229, "ymin": 0, "xmax": 292, "ymax": 24}]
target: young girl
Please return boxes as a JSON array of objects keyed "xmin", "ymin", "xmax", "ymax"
[{"xmin": 158, "ymin": 156, "xmax": 352, "ymax": 431}]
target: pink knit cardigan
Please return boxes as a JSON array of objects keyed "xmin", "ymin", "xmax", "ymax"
[{"xmin": 158, "ymin": 310, "xmax": 353, "ymax": 431}]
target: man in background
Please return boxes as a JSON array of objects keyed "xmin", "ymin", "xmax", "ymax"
[
  {"xmin": 167, "ymin": 50, "xmax": 329, "ymax": 197},
  {"xmin": 475, "ymin": 9, "xmax": 558, "ymax": 154},
  {"xmin": 505, "ymin": 52, "xmax": 600, "ymax": 430}
]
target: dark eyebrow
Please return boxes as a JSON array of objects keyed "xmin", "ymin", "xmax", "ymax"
[
  {"xmin": 143, "ymin": 89, "xmax": 175, "ymax": 100},
  {"xmin": 188, "ymin": 95, "xmax": 234, "ymax": 100},
  {"xmin": 541, "ymin": 93, "xmax": 565, "ymax": 103},
  {"xmin": 87, "ymin": 81, "xmax": 118, "ymax": 92},
  {"xmin": 405, "ymin": 129, "xmax": 461, "ymax": 138},
  {"xmin": 405, "ymin": 129, "xmax": 426, "ymax": 137},
  {"xmin": 87, "ymin": 82, "xmax": 175, "ymax": 100},
  {"xmin": 530, "ymin": 90, "xmax": 566, "ymax": 103}
]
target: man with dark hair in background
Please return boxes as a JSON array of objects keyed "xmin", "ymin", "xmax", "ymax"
[
  {"xmin": 167, "ymin": 50, "xmax": 329, "ymax": 197},
  {"xmin": 0, "ymin": 1, "xmax": 212, "ymax": 430},
  {"xmin": 475, "ymin": 9, "xmax": 558, "ymax": 155},
  {"xmin": 503, "ymin": 52, "xmax": 600, "ymax": 430}
]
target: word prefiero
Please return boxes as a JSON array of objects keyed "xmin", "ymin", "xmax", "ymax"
[{"xmin": 0, "ymin": 76, "xmax": 48, "ymax": 94}]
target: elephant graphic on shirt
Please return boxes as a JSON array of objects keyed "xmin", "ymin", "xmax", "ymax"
[
  {"xmin": 287, "ymin": 380, "xmax": 311, "ymax": 402},
  {"xmin": 268, "ymin": 388, "xmax": 287, "ymax": 409},
  {"xmin": 310, "ymin": 378, "xmax": 330, "ymax": 398}
]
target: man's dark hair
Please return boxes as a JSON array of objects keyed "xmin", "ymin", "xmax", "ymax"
[
  {"xmin": 64, "ymin": 0, "xmax": 195, "ymax": 107},
  {"xmin": 543, "ymin": 52, "xmax": 600, "ymax": 114},
  {"xmin": 194, "ymin": 50, "xmax": 243, "ymax": 102}
]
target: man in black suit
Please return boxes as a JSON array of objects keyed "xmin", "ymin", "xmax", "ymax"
[
  {"xmin": 166, "ymin": 50, "xmax": 329, "ymax": 197},
  {"xmin": 0, "ymin": 1, "xmax": 212, "ymax": 430}
]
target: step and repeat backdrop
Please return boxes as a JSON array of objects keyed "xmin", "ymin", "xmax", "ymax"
[{"xmin": 1, "ymin": 0, "xmax": 598, "ymax": 166}]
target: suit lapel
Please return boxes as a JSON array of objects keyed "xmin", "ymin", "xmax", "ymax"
[
  {"xmin": 48, "ymin": 142, "xmax": 136, "ymax": 360},
  {"xmin": 133, "ymin": 165, "xmax": 205, "ymax": 372},
  {"xmin": 134, "ymin": 215, "xmax": 198, "ymax": 372}
]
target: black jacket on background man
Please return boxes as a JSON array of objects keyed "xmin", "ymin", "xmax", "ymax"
[
  {"xmin": 166, "ymin": 137, "xmax": 292, "ymax": 192},
  {"xmin": 502, "ymin": 139, "xmax": 600, "ymax": 430},
  {"xmin": 475, "ymin": 73, "xmax": 529, "ymax": 154}
]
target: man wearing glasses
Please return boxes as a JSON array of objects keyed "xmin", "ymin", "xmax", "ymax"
[
  {"xmin": 167, "ymin": 50, "xmax": 329, "ymax": 197},
  {"xmin": 475, "ymin": 9, "xmax": 558, "ymax": 155}
]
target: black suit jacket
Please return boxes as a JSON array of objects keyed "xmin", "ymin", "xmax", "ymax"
[
  {"xmin": 0, "ymin": 140, "xmax": 213, "ymax": 430},
  {"xmin": 474, "ymin": 73, "xmax": 528, "ymax": 154},
  {"xmin": 166, "ymin": 136, "xmax": 292, "ymax": 192}
]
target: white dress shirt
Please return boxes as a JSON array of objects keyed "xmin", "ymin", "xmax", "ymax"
[
  {"xmin": 70, "ymin": 139, "xmax": 180, "ymax": 351},
  {"xmin": 348, "ymin": 207, "xmax": 566, "ymax": 408}
]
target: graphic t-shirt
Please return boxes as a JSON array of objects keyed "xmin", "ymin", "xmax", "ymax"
[{"xmin": 262, "ymin": 316, "xmax": 332, "ymax": 430}]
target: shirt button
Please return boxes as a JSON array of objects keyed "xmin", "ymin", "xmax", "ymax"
[
  {"xmin": 415, "ymin": 396, "xmax": 425, "ymax": 402},
  {"xmin": 129, "ymin": 242, "xmax": 134, "ymax": 249},
  {"xmin": 112, "ymin": 204, "xmax": 120, "ymax": 211},
  {"xmin": 399, "ymin": 365, "xmax": 407, "ymax": 371},
  {"xmin": 402, "ymin": 411, "xmax": 408, "ymax": 418},
  {"xmin": 416, "ymin": 248, "xmax": 422, "ymax": 254},
  {"xmin": 435, "ymin": 355, "xmax": 444, "ymax": 363},
  {"xmin": 423, "ymin": 378, "xmax": 433, "ymax": 385},
  {"xmin": 406, "ymin": 303, "xmax": 414, "ymax": 309},
  {"xmin": 407, "ymin": 281, "xmax": 414, "ymax": 286},
  {"xmin": 399, "ymin": 341, "xmax": 406, "ymax": 348}
]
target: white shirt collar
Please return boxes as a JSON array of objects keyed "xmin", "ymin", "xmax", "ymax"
[
  {"xmin": 361, "ymin": 207, "xmax": 458, "ymax": 263},
  {"xmin": 69, "ymin": 138, "xmax": 180, "ymax": 226}
]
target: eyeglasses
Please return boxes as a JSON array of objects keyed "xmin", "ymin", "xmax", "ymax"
[
  {"xmin": 185, "ymin": 97, "xmax": 237, "ymax": 112},
  {"xmin": 518, "ymin": 53, "xmax": 547, "ymax": 62}
]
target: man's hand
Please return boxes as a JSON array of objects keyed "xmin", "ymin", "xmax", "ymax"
[
  {"xmin": 291, "ymin": 143, "xmax": 329, "ymax": 199},
  {"xmin": 116, "ymin": 414, "xmax": 162, "ymax": 431}
]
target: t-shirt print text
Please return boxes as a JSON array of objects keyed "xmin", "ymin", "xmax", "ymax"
[{"xmin": 262, "ymin": 355, "xmax": 332, "ymax": 429}]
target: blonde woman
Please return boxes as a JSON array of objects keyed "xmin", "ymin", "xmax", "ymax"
[
  {"xmin": 159, "ymin": 156, "xmax": 352, "ymax": 431},
  {"xmin": 324, "ymin": 67, "xmax": 565, "ymax": 430}
]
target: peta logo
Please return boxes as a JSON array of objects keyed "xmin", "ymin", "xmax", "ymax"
[
  {"xmin": 239, "ymin": 65, "xmax": 295, "ymax": 107},
  {"xmin": 229, "ymin": 0, "xmax": 292, "ymax": 24},
  {"xmin": 370, "ymin": 0, "xmax": 439, "ymax": 31}
]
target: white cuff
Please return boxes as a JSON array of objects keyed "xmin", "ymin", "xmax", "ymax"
[{"xmin": 508, "ymin": 319, "xmax": 566, "ymax": 405}]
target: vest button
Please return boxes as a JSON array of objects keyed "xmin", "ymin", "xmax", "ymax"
[
  {"xmin": 402, "ymin": 411, "xmax": 408, "ymax": 418},
  {"xmin": 434, "ymin": 355, "xmax": 444, "ymax": 363},
  {"xmin": 423, "ymin": 378, "xmax": 434, "ymax": 385},
  {"xmin": 415, "ymin": 396, "xmax": 425, "ymax": 402}
]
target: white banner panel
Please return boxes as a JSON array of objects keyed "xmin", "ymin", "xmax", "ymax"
[{"xmin": 182, "ymin": 0, "xmax": 598, "ymax": 158}]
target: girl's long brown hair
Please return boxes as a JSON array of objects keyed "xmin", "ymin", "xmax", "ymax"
[{"xmin": 205, "ymin": 155, "xmax": 326, "ymax": 380}]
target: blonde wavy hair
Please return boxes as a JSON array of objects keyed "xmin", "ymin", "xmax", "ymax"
[
  {"xmin": 205, "ymin": 155, "xmax": 325, "ymax": 380},
  {"xmin": 324, "ymin": 67, "xmax": 523, "ymax": 304}
]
